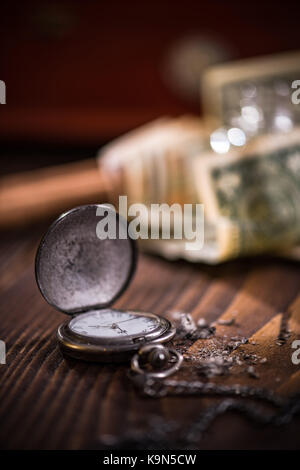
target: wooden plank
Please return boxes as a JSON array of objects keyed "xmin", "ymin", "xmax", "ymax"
[{"xmin": 0, "ymin": 229, "xmax": 300, "ymax": 449}]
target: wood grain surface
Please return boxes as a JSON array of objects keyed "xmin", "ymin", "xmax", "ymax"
[{"xmin": 0, "ymin": 225, "xmax": 300, "ymax": 450}]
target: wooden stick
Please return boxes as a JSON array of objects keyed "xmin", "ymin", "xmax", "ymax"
[{"xmin": 0, "ymin": 159, "xmax": 115, "ymax": 228}]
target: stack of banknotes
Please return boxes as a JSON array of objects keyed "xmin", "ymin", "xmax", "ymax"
[{"xmin": 98, "ymin": 50, "xmax": 300, "ymax": 264}]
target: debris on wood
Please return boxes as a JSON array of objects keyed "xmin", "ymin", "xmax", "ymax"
[
  {"xmin": 247, "ymin": 366, "xmax": 259, "ymax": 379},
  {"xmin": 217, "ymin": 318, "xmax": 235, "ymax": 326},
  {"xmin": 226, "ymin": 337, "xmax": 248, "ymax": 352},
  {"xmin": 175, "ymin": 312, "xmax": 196, "ymax": 337},
  {"xmin": 197, "ymin": 318, "xmax": 209, "ymax": 328},
  {"xmin": 196, "ymin": 356, "xmax": 232, "ymax": 378},
  {"xmin": 173, "ymin": 312, "xmax": 216, "ymax": 340},
  {"xmin": 277, "ymin": 314, "xmax": 291, "ymax": 346},
  {"xmin": 190, "ymin": 325, "xmax": 216, "ymax": 340}
]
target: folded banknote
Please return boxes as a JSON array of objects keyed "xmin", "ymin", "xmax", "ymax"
[
  {"xmin": 142, "ymin": 129, "xmax": 300, "ymax": 263},
  {"xmin": 99, "ymin": 116, "xmax": 300, "ymax": 264},
  {"xmin": 201, "ymin": 50, "xmax": 300, "ymax": 135}
]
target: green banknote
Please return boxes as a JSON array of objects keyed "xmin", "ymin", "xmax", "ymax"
[
  {"xmin": 193, "ymin": 130, "xmax": 300, "ymax": 261},
  {"xmin": 99, "ymin": 116, "xmax": 300, "ymax": 263},
  {"xmin": 143, "ymin": 130, "xmax": 300, "ymax": 264},
  {"xmin": 200, "ymin": 50, "xmax": 300, "ymax": 132}
]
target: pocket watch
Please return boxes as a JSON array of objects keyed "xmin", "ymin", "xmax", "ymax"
[{"xmin": 35, "ymin": 204, "xmax": 176, "ymax": 362}]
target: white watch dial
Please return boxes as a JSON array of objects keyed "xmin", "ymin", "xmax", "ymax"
[{"xmin": 69, "ymin": 309, "xmax": 159, "ymax": 339}]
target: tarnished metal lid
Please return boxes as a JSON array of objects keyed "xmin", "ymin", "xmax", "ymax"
[{"xmin": 35, "ymin": 204, "xmax": 137, "ymax": 315}]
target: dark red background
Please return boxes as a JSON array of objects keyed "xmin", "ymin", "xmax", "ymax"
[{"xmin": 1, "ymin": 0, "xmax": 300, "ymax": 146}]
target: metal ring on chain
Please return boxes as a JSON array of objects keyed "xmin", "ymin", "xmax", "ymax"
[{"xmin": 131, "ymin": 344, "xmax": 183, "ymax": 379}]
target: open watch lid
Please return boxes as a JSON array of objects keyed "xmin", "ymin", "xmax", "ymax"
[{"xmin": 35, "ymin": 204, "xmax": 137, "ymax": 315}]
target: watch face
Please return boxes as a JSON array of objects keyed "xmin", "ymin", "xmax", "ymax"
[
  {"xmin": 58, "ymin": 309, "xmax": 176, "ymax": 362},
  {"xmin": 68, "ymin": 309, "xmax": 160, "ymax": 340}
]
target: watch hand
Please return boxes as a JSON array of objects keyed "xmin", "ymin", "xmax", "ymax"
[
  {"xmin": 89, "ymin": 323, "xmax": 128, "ymax": 333},
  {"xmin": 111, "ymin": 323, "xmax": 127, "ymax": 334},
  {"xmin": 89, "ymin": 324, "xmax": 112, "ymax": 329},
  {"xmin": 114, "ymin": 317, "xmax": 137, "ymax": 325},
  {"xmin": 89, "ymin": 317, "xmax": 136, "ymax": 328}
]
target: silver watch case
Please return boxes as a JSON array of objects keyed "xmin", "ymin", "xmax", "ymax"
[{"xmin": 35, "ymin": 204, "xmax": 175, "ymax": 362}]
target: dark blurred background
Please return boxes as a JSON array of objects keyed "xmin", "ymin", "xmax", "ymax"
[{"xmin": 1, "ymin": 0, "xmax": 300, "ymax": 172}]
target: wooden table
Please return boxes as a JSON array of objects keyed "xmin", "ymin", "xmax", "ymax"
[
  {"xmin": 1, "ymin": 224, "xmax": 300, "ymax": 450},
  {"xmin": 1, "ymin": 0, "xmax": 300, "ymax": 450}
]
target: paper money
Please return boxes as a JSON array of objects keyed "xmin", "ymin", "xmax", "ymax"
[
  {"xmin": 98, "ymin": 113, "xmax": 300, "ymax": 264},
  {"xmin": 98, "ymin": 115, "xmax": 207, "ymax": 206},
  {"xmin": 195, "ymin": 130, "xmax": 300, "ymax": 261},
  {"xmin": 143, "ymin": 130, "xmax": 300, "ymax": 263},
  {"xmin": 201, "ymin": 50, "xmax": 300, "ymax": 134}
]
